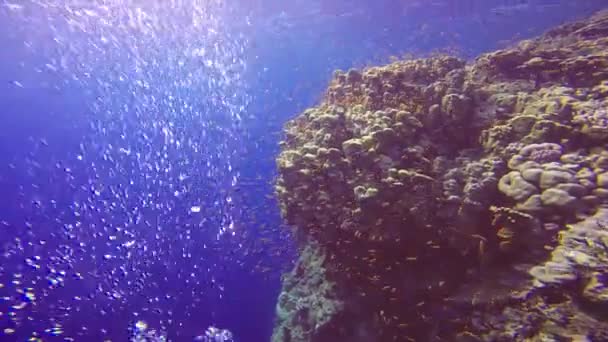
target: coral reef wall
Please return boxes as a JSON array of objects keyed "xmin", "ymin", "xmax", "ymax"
[{"xmin": 273, "ymin": 10, "xmax": 608, "ymax": 342}]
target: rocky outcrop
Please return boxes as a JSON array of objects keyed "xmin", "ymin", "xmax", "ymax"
[{"xmin": 273, "ymin": 10, "xmax": 608, "ymax": 342}]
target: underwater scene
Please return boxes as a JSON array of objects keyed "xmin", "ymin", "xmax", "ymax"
[{"xmin": 1, "ymin": 0, "xmax": 608, "ymax": 341}]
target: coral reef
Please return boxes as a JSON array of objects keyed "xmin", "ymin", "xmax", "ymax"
[
  {"xmin": 499, "ymin": 143, "xmax": 607, "ymax": 220},
  {"xmin": 273, "ymin": 242, "xmax": 346, "ymax": 342},
  {"xmin": 273, "ymin": 10, "xmax": 608, "ymax": 342}
]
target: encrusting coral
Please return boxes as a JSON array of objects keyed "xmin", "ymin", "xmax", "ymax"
[{"xmin": 273, "ymin": 10, "xmax": 608, "ymax": 342}]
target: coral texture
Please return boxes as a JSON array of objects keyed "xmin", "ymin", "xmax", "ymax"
[{"xmin": 273, "ymin": 10, "xmax": 608, "ymax": 342}]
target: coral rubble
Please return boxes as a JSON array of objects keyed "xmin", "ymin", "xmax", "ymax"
[{"xmin": 273, "ymin": 10, "xmax": 608, "ymax": 342}]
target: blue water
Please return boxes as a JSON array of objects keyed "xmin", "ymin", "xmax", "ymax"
[{"xmin": 1, "ymin": 1, "xmax": 606, "ymax": 341}]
